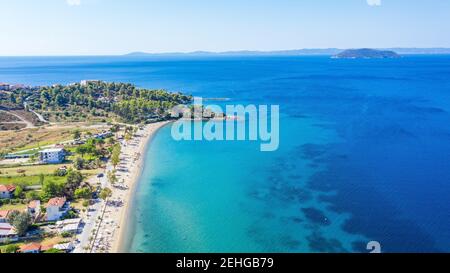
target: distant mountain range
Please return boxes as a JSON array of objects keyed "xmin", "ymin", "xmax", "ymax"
[{"xmin": 125, "ymin": 48, "xmax": 450, "ymax": 57}]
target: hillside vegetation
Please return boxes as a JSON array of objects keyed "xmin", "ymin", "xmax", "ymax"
[{"xmin": 0, "ymin": 81, "xmax": 192, "ymax": 124}]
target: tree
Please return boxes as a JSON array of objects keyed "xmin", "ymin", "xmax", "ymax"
[
  {"xmin": 124, "ymin": 133, "xmax": 132, "ymax": 143},
  {"xmin": 64, "ymin": 170, "xmax": 83, "ymax": 198},
  {"xmin": 107, "ymin": 170, "xmax": 118, "ymax": 186},
  {"xmin": 74, "ymin": 187, "xmax": 92, "ymax": 199},
  {"xmin": 7, "ymin": 211, "xmax": 31, "ymax": 237},
  {"xmin": 76, "ymin": 145, "xmax": 87, "ymax": 157},
  {"xmin": 73, "ymin": 129, "xmax": 81, "ymax": 140},
  {"xmin": 111, "ymin": 144, "xmax": 121, "ymax": 169},
  {"xmin": 99, "ymin": 188, "xmax": 112, "ymax": 200},
  {"xmin": 14, "ymin": 186, "xmax": 23, "ymax": 199},
  {"xmin": 41, "ymin": 180, "xmax": 64, "ymax": 201},
  {"xmin": 82, "ymin": 200, "xmax": 90, "ymax": 208},
  {"xmin": 26, "ymin": 191, "xmax": 41, "ymax": 201},
  {"xmin": 74, "ymin": 157, "xmax": 84, "ymax": 170}
]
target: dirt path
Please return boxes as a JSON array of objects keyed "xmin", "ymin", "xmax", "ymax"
[{"xmin": 0, "ymin": 110, "xmax": 35, "ymax": 129}]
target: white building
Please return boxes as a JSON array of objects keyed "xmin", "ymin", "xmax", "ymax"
[
  {"xmin": 46, "ymin": 197, "xmax": 69, "ymax": 221},
  {"xmin": 54, "ymin": 242, "xmax": 75, "ymax": 253},
  {"xmin": 0, "ymin": 185, "xmax": 16, "ymax": 199},
  {"xmin": 39, "ymin": 148, "xmax": 66, "ymax": 164},
  {"xmin": 0, "ymin": 223, "xmax": 18, "ymax": 244},
  {"xmin": 80, "ymin": 80, "xmax": 101, "ymax": 86},
  {"xmin": 56, "ymin": 218, "xmax": 82, "ymax": 234}
]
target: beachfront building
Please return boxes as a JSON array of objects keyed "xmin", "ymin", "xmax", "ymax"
[
  {"xmin": 39, "ymin": 148, "xmax": 66, "ymax": 164},
  {"xmin": 0, "ymin": 223, "xmax": 18, "ymax": 244},
  {"xmin": 0, "ymin": 185, "xmax": 16, "ymax": 199},
  {"xmin": 56, "ymin": 218, "xmax": 82, "ymax": 234},
  {"xmin": 46, "ymin": 197, "xmax": 69, "ymax": 221}
]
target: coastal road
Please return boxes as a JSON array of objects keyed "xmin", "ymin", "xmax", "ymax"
[
  {"xmin": 73, "ymin": 199, "xmax": 104, "ymax": 253},
  {"xmin": 74, "ymin": 173, "xmax": 108, "ymax": 253}
]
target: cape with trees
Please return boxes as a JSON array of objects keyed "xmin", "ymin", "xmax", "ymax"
[{"xmin": 1, "ymin": 81, "xmax": 193, "ymax": 124}]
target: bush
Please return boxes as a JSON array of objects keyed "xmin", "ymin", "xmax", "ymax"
[
  {"xmin": 25, "ymin": 191, "xmax": 41, "ymax": 201},
  {"xmin": 4, "ymin": 244, "xmax": 20, "ymax": 253},
  {"xmin": 44, "ymin": 248, "xmax": 64, "ymax": 254},
  {"xmin": 60, "ymin": 231, "xmax": 73, "ymax": 238},
  {"xmin": 62, "ymin": 210, "xmax": 78, "ymax": 220},
  {"xmin": 74, "ymin": 187, "xmax": 92, "ymax": 199}
]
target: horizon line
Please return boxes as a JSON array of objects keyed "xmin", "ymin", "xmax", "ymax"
[{"xmin": 2, "ymin": 47, "xmax": 450, "ymax": 57}]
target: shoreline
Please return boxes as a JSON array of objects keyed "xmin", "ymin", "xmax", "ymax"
[{"xmin": 103, "ymin": 121, "xmax": 171, "ymax": 253}]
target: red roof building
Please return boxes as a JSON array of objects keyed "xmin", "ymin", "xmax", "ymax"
[
  {"xmin": 19, "ymin": 243, "xmax": 42, "ymax": 253},
  {"xmin": 47, "ymin": 197, "xmax": 67, "ymax": 208},
  {"xmin": 0, "ymin": 185, "xmax": 16, "ymax": 199}
]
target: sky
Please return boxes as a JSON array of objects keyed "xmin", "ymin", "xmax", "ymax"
[{"xmin": 0, "ymin": 0, "xmax": 449, "ymax": 56}]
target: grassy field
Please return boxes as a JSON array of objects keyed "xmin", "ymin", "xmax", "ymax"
[
  {"xmin": 0, "ymin": 164, "xmax": 69, "ymax": 177},
  {"xmin": 0, "ymin": 160, "xmax": 103, "ymax": 185},
  {"xmin": 0, "ymin": 123, "xmax": 108, "ymax": 154},
  {"xmin": 0, "ymin": 203, "xmax": 27, "ymax": 211},
  {"xmin": 0, "ymin": 175, "xmax": 66, "ymax": 186}
]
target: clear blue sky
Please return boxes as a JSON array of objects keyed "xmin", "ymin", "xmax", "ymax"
[{"xmin": 0, "ymin": 0, "xmax": 449, "ymax": 55}]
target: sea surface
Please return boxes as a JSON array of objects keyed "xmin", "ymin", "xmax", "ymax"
[{"xmin": 1, "ymin": 55, "xmax": 450, "ymax": 252}]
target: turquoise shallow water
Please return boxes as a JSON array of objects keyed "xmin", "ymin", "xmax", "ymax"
[
  {"xmin": 1, "ymin": 55, "xmax": 450, "ymax": 252},
  {"xmin": 128, "ymin": 118, "xmax": 367, "ymax": 253}
]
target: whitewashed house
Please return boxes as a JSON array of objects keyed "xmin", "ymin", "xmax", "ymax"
[
  {"xmin": 0, "ymin": 185, "xmax": 16, "ymax": 199},
  {"xmin": 39, "ymin": 148, "xmax": 66, "ymax": 164},
  {"xmin": 46, "ymin": 197, "xmax": 69, "ymax": 221}
]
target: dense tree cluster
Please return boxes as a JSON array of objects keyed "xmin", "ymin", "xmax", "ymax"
[{"xmin": 7, "ymin": 81, "xmax": 192, "ymax": 123}]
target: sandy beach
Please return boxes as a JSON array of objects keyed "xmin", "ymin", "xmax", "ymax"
[{"xmin": 90, "ymin": 121, "xmax": 170, "ymax": 253}]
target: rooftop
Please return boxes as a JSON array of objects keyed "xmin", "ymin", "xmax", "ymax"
[
  {"xmin": 47, "ymin": 197, "xmax": 67, "ymax": 208},
  {"xmin": 0, "ymin": 184, "xmax": 16, "ymax": 192},
  {"xmin": 56, "ymin": 218, "xmax": 82, "ymax": 226},
  {"xmin": 28, "ymin": 200, "xmax": 40, "ymax": 209},
  {"xmin": 40, "ymin": 148, "xmax": 65, "ymax": 153},
  {"xmin": 0, "ymin": 223, "xmax": 16, "ymax": 236},
  {"xmin": 20, "ymin": 243, "xmax": 41, "ymax": 252},
  {"xmin": 0, "ymin": 210, "xmax": 11, "ymax": 219}
]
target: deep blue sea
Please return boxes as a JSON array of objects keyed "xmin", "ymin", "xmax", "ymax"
[{"xmin": 1, "ymin": 55, "xmax": 450, "ymax": 252}]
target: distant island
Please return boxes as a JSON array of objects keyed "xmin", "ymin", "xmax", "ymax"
[{"xmin": 332, "ymin": 49, "xmax": 401, "ymax": 59}]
